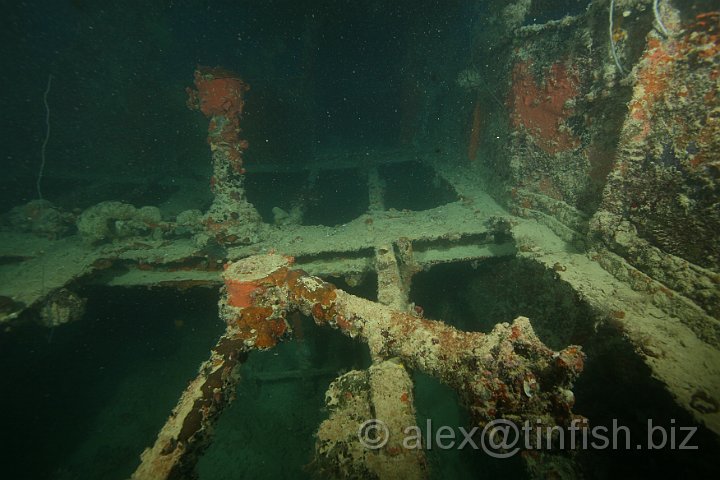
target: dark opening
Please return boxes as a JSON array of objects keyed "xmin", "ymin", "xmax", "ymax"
[
  {"xmin": 408, "ymin": 257, "xmax": 720, "ymax": 478},
  {"xmin": 409, "ymin": 258, "xmax": 595, "ymax": 349},
  {"xmin": 380, "ymin": 161, "xmax": 458, "ymax": 212},
  {"xmin": 246, "ymin": 168, "xmax": 368, "ymax": 226},
  {"xmin": 301, "ymin": 169, "xmax": 368, "ymax": 226},
  {"xmin": 0, "ymin": 286, "xmax": 224, "ymax": 480},
  {"xmin": 573, "ymin": 324, "xmax": 720, "ymax": 478}
]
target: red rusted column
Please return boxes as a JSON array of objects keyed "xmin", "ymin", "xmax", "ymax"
[{"xmin": 186, "ymin": 66, "xmax": 262, "ymax": 245}]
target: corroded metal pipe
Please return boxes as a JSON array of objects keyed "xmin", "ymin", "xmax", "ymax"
[
  {"xmin": 222, "ymin": 254, "xmax": 584, "ymax": 429},
  {"xmin": 133, "ymin": 253, "xmax": 585, "ymax": 479}
]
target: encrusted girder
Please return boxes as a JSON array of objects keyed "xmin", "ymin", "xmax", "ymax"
[{"xmin": 221, "ymin": 254, "xmax": 585, "ymax": 430}]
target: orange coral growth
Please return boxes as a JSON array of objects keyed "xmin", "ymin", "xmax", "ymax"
[
  {"xmin": 187, "ymin": 66, "xmax": 249, "ymax": 119},
  {"xmin": 225, "ymin": 279, "xmax": 259, "ymax": 308},
  {"xmin": 629, "ymin": 13, "xmax": 719, "ymax": 156},
  {"xmin": 187, "ymin": 66, "xmax": 251, "ymax": 177},
  {"xmin": 554, "ymin": 345, "xmax": 585, "ymax": 373},
  {"xmin": 510, "ymin": 61, "xmax": 580, "ymax": 154},
  {"xmin": 235, "ymin": 306, "xmax": 287, "ymax": 349},
  {"xmin": 692, "ymin": 12, "xmax": 720, "ymax": 59},
  {"xmin": 467, "ymin": 100, "xmax": 483, "ymax": 161},
  {"xmin": 335, "ymin": 314, "xmax": 352, "ymax": 331}
]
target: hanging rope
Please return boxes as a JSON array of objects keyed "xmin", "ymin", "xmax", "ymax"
[{"xmin": 37, "ymin": 74, "xmax": 53, "ymax": 200}]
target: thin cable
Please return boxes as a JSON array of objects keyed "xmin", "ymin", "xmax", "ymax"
[
  {"xmin": 609, "ymin": 0, "xmax": 626, "ymax": 76},
  {"xmin": 653, "ymin": 0, "xmax": 670, "ymax": 36},
  {"xmin": 37, "ymin": 74, "xmax": 53, "ymax": 200}
]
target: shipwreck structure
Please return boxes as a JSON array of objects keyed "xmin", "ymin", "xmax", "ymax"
[{"xmin": 0, "ymin": 1, "xmax": 717, "ymax": 478}]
